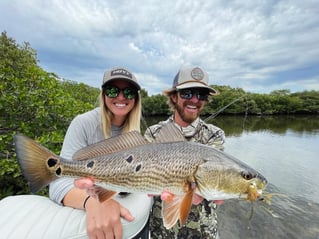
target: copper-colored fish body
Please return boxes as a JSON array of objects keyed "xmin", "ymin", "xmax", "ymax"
[{"xmin": 15, "ymin": 123, "xmax": 267, "ymax": 229}]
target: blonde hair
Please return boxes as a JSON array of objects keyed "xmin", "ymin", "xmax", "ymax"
[
  {"xmin": 164, "ymin": 90, "xmax": 177, "ymax": 112},
  {"xmin": 99, "ymin": 91, "xmax": 141, "ymax": 139}
]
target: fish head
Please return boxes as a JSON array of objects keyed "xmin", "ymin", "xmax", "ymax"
[{"xmin": 194, "ymin": 151, "xmax": 268, "ymax": 201}]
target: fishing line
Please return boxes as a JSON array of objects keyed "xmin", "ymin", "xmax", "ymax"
[{"xmin": 204, "ymin": 95, "xmax": 246, "ymax": 122}]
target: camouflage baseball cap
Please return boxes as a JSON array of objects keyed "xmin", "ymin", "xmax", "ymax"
[
  {"xmin": 102, "ymin": 67, "xmax": 141, "ymax": 90},
  {"xmin": 164, "ymin": 66, "xmax": 218, "ymax": 95}
]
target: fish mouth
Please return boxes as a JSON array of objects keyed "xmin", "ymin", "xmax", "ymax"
[
  {"xmin": 238, "ymin": 189, "xmax": 263, "ymax": 200},
  {"xmin": 255, "ymin": 189, "xmax": 263, "ymax": 197}
]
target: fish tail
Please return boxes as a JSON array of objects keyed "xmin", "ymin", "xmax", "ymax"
[{"xmin": 14, "ymin": 135, "xmax": 61, "ymax": 193}]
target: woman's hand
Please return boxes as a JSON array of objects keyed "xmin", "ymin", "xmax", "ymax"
[
  {"xmin": 74, "ymin": 178, "xmax": 134, "ymax": 239},
  {"xmin": 85, "ymin": 197, "xmax": 134, "ymax": 239}
]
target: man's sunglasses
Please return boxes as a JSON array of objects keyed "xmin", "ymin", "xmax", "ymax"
[
  {"xmin": 178, "ymin": 89, "xmax": 209, "ymax": 101},
  {"xmin": 104, "ymin": 85, "xmax": 138, "ymax": 100}
]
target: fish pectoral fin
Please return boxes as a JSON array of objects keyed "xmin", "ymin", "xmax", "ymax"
[
  {"xmin": 161, "ymin": 189, "xmax": 194, "ymax": 229},
  {"xmin": 162, "ymin": 194, "xmax": 182, "ymax": 229},
  {"xmin": 93, "ymin": 185, "xmax": 117, "ymax": 202},
  {"xmin": 179, "ymin": 187, "xmax": 194, "ymax": 226}
]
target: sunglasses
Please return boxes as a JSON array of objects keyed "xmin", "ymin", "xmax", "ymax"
[
  {"xmin": 178, "ymin": 89, "xmax": 209, "ymax": 101},
  {"xmin": 104, "ymin": 85, "xmax": 138, "ymax": 100}
]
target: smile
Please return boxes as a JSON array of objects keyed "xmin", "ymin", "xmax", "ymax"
[{"xmin": 114, "ymin": 103, "xmax": 127, "ymax": 108}]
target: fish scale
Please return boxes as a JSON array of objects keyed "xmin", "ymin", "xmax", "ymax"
[{"xmin": 59, "ymin": 142, "xmax": 203, "ymax": 194}]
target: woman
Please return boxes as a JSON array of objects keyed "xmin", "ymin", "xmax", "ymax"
[{"xmin": 49, "ymin": 67, "xmax": 152, "ymax": 239}]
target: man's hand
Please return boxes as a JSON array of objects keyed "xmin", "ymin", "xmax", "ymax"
[{"xmin": 74, "ymin": 178, "xmax": 97, "ymax": 198}]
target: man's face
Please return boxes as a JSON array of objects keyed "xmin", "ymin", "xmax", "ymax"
[{"xmin": 172, "ymin": 88, "xmax": 208, "ymax": 124}]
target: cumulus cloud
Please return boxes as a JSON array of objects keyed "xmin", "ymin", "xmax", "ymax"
[{"xmin": 0, "ymin": 0, "xmax": 318, "ymax": 94}]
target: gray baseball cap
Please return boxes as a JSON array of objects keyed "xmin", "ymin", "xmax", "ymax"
[
  {"xmin": 164, "ymin": 66, "xmax": 218, "ymax": 95},
  {"xmin": 102, "ymin": 67, "xmax": 141, "ymax": 90}
]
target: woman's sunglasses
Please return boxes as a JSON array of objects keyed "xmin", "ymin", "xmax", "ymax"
[
  {"xmin": 178, "ymin": 89, "xmax": 209, "ymax": 101},
  {"xmin": 104, "ymin": 85, "xmax": 138, "ymax": 100}
]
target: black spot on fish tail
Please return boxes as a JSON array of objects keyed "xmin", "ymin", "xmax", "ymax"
[
  {"xmin": 135, "ymin": 163, "xmax": 142, "ymax": 172},
  {"xmin": 47, "ymin": 158, "xmax": 58, "ymax": 167},
  {"xmin": 87, "ymin": 161, "xmax": 94, "ymax": 168},
  {"xmin": 56, "ymin": 167, "xmax": 62, "ymax": 176},
  {"xmin": 126, "ymin": 155, "xmax": 133, "ymax": 163}
]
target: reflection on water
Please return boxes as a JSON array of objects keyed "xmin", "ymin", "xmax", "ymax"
[
  {"xmin": 206, "ymin": 114, "xmax": 319, "ymax": 136},
  {"xmin": 218, "ymin": 186, "xmax": 319, "ymax": 239},
  {"xmin": 145, "ymin": 115, "xmax": 319, "ymax": 239},
  {"xmin": 209, "ymin": 115, "xmax": 319, "ymax": 239}
]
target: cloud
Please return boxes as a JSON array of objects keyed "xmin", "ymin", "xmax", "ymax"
[{"xmin": 0, "ymin": 0, "xmax": 318, "ymax": 94}]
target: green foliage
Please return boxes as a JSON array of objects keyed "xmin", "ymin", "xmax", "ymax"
[
  {"xmin": 204, "ymin": 85, "xmax": 247, "ymax": 115},
  {"xmin": 140, "ymin": 84, "xmax": 319, "ymax": 117},
  {"xmin": 142, "ymin": 93, "xmax": 170, "ymax": 116},
  {"xmin": 141, "ymin": 85, "xmax": 319, "ymax": 117},
  {"xmin": 291, "ymin": 90, "xmax": 319, "ymax": 113},
  {"xmin": 204, "ymin": 86, "xmax": 319, "ymax": 116},
  {"xmin": 0, "ymin": 31, "xmax": 99, "ymax": 199},
  {"xmin": 140, "ymin": 88, "xmax": 149, "ymax": 98}
]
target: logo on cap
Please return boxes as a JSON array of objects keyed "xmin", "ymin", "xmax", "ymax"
[
  {"xmin": 111, "ymin": 68, "xmax": 132, "ymax": 79},
  {"xmin": 191, "ymin": 67, "xmax": 204, "ymax": 81}
]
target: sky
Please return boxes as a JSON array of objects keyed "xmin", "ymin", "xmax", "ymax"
[{"xmin": 1, "ymin": 0, "xmax": 319, "ymax": 95}]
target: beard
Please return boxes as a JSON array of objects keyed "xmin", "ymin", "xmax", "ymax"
[{"xmin": 175, "ymin": 101, "xmax": 202, "ymax": 124}]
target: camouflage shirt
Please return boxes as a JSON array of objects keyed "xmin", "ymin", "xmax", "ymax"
[{"xmin": 144, "ymin": 116, "xmax": 225, "ymax": 239}]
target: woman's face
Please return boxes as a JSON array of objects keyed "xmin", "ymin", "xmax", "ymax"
[{"xmin": 104, "ymin": 80, "xmax": 137, "ymax": 124}]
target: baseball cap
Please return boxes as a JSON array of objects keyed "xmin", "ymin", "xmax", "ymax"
[
  {"xmin": 102, "ymin": 67, "xmax": 141, "ymax": 90},
  {"xmin": 163, "ymin": 66, "xmax": 219, "ymax": 95}
]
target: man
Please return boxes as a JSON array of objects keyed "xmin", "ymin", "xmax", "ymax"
[{"xmin": 144, "ymin": 66, "xmax": 225, "ymax": 239}]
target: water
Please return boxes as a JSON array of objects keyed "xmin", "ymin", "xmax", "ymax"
[
  {"xmin": 224, "ymin": 130, "xmax": 319, "ymax": 203},
  {"xmin": 145, "ymin": 115, "xmax": 319, "ymax": 239},
  {"xmin": 209, "ymin": 115, "xmax": 319, "ymax": 239}
]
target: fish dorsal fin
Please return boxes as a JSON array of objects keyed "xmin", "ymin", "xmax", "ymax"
[
  {"xmin": 154, "ymin": 122, "xmax": 186, "ymax": 143},
  {"xmin": 161, "ymin": 182, "xmax": 194, "ymax": 229},
  {"xmin": 73, "ymin": 131, "xmax": 148, "ymax": 161}
]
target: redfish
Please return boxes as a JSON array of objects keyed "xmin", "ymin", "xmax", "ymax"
[{"xmin": 15, "ymin": 123, "xmax": 267, "ymax": 229}]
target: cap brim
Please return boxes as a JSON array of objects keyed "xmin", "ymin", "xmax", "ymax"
[
  {"xmin": 175, "ymin": 82, "xmax": 219, "ymax": 95},
  {"xmin": 102, "ymin": 78, "xmax": 141, "ymax": 90}
]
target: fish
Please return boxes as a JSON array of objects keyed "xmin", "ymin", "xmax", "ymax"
[{"xmin": 14, "ymin": 123, "xmax": 267, "ymax": 229}]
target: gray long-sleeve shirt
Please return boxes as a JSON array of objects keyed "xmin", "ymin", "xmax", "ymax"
[
  {"xmin": 48, "ymin": 108, "xmax": 152, "ymax": 238},
  {"xmin": 49, "ymin": 107, "xmax": 122, "ymax": 204}
]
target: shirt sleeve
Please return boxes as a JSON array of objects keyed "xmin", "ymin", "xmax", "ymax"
[
  {"xmin": 144, "ymin": 127, "xmax": 155, "ymax": 142},
  {"xmin": 144, "ymin": 123, "xmax": 164, "ymax": 143},
  {"xmin": 49, "ymin": 115, "xmax": 89, "ymax": 205},
  {"xmin": 204, "ymin": 124, "xmax": 226, "ymax": 149}
]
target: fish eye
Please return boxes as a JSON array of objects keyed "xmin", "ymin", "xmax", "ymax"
[{"xmin": 241, "ymin": 171, "xmax": 254, "ymax": 180}]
